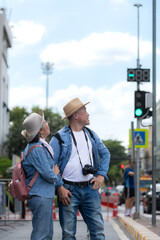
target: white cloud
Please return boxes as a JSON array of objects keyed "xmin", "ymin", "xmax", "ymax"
[
  {"xmin": 10, "ymin": 21, "xmax": 45, "ymax": 45},
  {"xmin": 9, "ymin": 82, "xmax": 160, "ymax": 147},
  {"xmin": 7, "ymin": 83, "xmax": 135, "ymax": 146},
  {"xmin": 50, "ymin": 83, "xmax": 136, "ymax": 145},
  {"xmin": 9, "ymin": 86, "xmax": 46, "ymax": 110},
  {"xmin": 40, "ymin": 32, "xmax": 153, "ymax": 70}
]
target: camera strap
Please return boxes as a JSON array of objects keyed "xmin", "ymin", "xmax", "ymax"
[{"xmin": 69, "ymin": 126, "xmax": 93, "ymax": 169}]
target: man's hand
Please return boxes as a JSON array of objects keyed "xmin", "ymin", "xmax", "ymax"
[
  {"xmin": 90, "ymin": 175, "xmax": 104, "ymax": 190},
  {"xmin": 128, "ymin": 171, "xmax": 134, "ymax": 176},
  {"xmin": 58, "ymin": 186, "xmax": 72, "ymax": 206}
]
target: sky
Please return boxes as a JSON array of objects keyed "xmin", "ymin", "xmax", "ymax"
[{"xmin": 1, "ymin": 0, "xmax": 160, "ymax": 148}]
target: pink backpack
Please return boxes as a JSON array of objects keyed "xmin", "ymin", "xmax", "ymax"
[{"xmin": 8, "ymin": 145, "xmax": 42, "ymax": 201}]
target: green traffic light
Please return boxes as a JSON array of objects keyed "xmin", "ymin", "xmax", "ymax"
[
  {"xmin": 129, "ymin": 74, "xmax": 134, "ymax": 77},
  {"xmin": 135, "ymin": 108, "xmax": 143, "ymax": 117}
]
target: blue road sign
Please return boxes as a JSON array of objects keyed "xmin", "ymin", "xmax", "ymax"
[{"xmin": 129, "ymin": 129, "xmax": 148, "ymax": 148}]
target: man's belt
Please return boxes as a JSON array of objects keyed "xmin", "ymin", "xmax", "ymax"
[{"xmin": 63, "ymin": 179, "xmax": 92, "ymax": 187}]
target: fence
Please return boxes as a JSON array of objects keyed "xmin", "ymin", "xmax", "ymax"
[
  {"xmin": 0, "ymin": 179, "xmax": 32, "ymax": 222},
  {"xmin": 0, "ymin": 179, "xmax": 119, "ymax": 223}
]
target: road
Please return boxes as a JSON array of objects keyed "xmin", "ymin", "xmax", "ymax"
[
  {"xmin": 0, "ymin": 218, "xmax": 135, "ymax": 240},
  {"xmin": 1, "ymin": 202, "xmax": 159, "ymax": 240},
  {"xmin": 0, "ymin": 205, "xmax": 135, "ymax": 240}
]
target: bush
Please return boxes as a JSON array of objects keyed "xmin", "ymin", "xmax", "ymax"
[
  {"xmin": 54, "ymin": 195, "xmax": 58, "ymax": 208},
  {"xmin": 0, "ymin": 156, "xmax": 12, "ymax": 178}
]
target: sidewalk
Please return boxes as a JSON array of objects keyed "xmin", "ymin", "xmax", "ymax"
[{"xmin": 118, "ymin": 215, "xmax": 160, "ymax": 240}]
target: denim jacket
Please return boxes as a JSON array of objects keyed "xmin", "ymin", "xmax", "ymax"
[
  {"xmin": 22, "ymin": 141, "xmax": 58, "ymax": 198},
  {"xmin": 50, "ymin": 126, "xmax": 110, "ymax": 189}
]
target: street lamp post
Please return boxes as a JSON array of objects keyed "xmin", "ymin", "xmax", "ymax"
[
  {"xmin": 134, "ymin": 3, "xmax": 142, "ymax": 71},
  {"xmin": 41, "ymin": 62, "xmax": 54, "ymax": 109},
  {"xmin": 133, "ymin": 3, "xmax": 142, "ymax": 220},
  {"xmin": 152, "ymin": 0, "xmax": 156, "ymax": 227}
]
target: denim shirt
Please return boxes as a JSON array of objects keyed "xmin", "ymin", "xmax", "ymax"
[
  {"xmin": 50, "ymin": 126, "xmax": 110, "ymax": 189},
  {"xmin": 22, "ymin": 141, "xmax": 58, "ymax": 198}
]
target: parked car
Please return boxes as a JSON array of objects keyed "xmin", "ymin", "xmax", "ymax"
[{"xmin": 143, "ymin": 183, "xmax": 160, "ymax": 214}]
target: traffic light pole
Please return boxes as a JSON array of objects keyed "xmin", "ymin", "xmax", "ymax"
[
  {"xmin": 134, "ymin": 85, "xmax": 140, "ymax": 219},
  {"xmin": 133, "ymin": 3, "xmax": 142, "ymax": 220}
]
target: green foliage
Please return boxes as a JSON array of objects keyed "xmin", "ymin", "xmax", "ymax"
[
  {"xmin": 0, "ymin": 156, "xmax": 12, "ymax": 178},
  {"xmin": 103, "ymin": 139, "xmax": 126, "ymax": 163},
  {"xmin": 103, "ymin": 139, "xmax": 127, "ymax": 185},
  {"xmin": 6, "ymin": 107, "xmax": 29, "ymax": 158},
  {"xmin": 10, "ymin": 107, "xmax": 28, "ymax": 125},
  {"xmin": 54, "ymin": 195, "xmax": 58, "ymax": 207}
]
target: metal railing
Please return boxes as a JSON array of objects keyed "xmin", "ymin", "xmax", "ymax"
[{"xmin": 0, "ymin": 179, "xmax": 32, "ymax": 222}]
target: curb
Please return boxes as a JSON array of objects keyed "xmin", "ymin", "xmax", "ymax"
[{"xmin": 119, "ymin": 216, "xmax": 160, "ymax": 240}]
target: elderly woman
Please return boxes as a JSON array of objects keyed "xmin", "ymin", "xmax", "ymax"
[{"xmin": 21, "ymin": 111, "xmax": 59, "ymax": 240}]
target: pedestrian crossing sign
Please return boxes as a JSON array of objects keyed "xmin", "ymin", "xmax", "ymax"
[{"xmin": 129, "ymin": 128, "xmax": 148, "ymax": 148}]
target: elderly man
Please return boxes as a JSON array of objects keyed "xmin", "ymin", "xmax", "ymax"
[{"xmin": 50, "ymin": 97, "xmax": 110, "ymax": 240}]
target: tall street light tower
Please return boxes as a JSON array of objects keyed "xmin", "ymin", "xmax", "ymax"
[
  {"xmin": 152, "ymin": 0, "xmax": 156, "ymax": 227},
  {"xmin": 41, "ymin": 62, "xmax": 54, "ymax": 109},
  {"xmin": 134, "ymin": 3, "xmax": 142, "ymax": 72},
  {"xmin": 133, "ymin": 3, "xmax": 142, "ymax": 219}
]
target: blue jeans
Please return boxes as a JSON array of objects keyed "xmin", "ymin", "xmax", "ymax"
[
  {"xmin": 27, "ymin": 196, "xmax": 54, "ymax": 240},
  {"xmin": 58, "ymin": 183, "xmax": 105, "ymax": 240}
]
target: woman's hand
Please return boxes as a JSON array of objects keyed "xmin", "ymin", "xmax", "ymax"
[
  {"xmin": 58, "ymin": 186, "xmax": 72, "ymax": 206},
  {"xmin": 53, "ymin": 164, "xmax": 60, "ymax": 176}
]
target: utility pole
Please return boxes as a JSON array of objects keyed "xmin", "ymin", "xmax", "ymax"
[
  {"xmin": 133, "ymin": 3, "xmax": 142, "ymax": 219},
  {"xmin": 41, "ymin": 62, "xmax": 54, "ymax": 109},
  {"xmin": 152, "ymin": 0, "xmax": 156, "ymax": 227}
]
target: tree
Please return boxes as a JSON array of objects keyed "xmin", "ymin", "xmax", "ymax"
[
  {"xmin": 0, "ymin": 156, "xmax": 12, "ymax": 178},
  {"xmin": 103, "ymin": 139, "xmax": 128, "ymax": 185},
  {"xmin": 6, "ymin": 107, "xmax": 29, "ymax": 158},
  {"xmin": 6, "ymin": 106, "xmax": 67, "ymax": 158}
]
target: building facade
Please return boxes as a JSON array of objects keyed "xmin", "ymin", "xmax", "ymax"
[
  {"xmin": 156, "ymin": 100, "xmax": 160, "ymax": 177},
  {"xmin": 0, "ymin": 8, "xmax": 12, "ymax": 156},
  {"xmin": 142, "ymin": 101, "xmax": 160, "ymax": 180},
  {"xmin": 143, "ymin": 125, "xmax": 152, "ymax": 175}
]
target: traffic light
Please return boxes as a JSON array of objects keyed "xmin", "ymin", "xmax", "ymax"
[
  {"xmin": 134, "ymin": 91, "xmax": 153, "ymax": 119},
  {"xmin": 120, "ymin": 164, "xmax": 125, "ymax": 169},
  {"xmin": 127, "ymin": 69, "xmax": 150, "ymax": 82},
  {"xmin": 134, "ymin": 91, "xmax": 147, "ymax": 118}
]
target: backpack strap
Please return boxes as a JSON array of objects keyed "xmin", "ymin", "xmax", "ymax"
[
  {"xmin": 84, "ymin": 127, "xmax": 95, "ymax": 141},
  {"xmin": 24, "ymin": 144, "xmax": 43, "ymax": 189},
  {"xmin": 53, "ymin": 132, "xmax": 64, "ymax": 154},
  {"xmin": 25, "ymin": 144, "xmax": 43, "ymax": 158}
]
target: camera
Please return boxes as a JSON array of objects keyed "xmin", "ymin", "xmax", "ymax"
[{"xmin": 82, "ymin": 164, "xmax": 97, "ymax": 176}]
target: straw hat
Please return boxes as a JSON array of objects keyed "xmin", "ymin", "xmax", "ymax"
[
  {"xmin": 62, "ymin": 98, "xmax": 90, "ymax": 120},
  {"xmin": 21, "ymin": 110, "xmax": 44, "ymax": 142}
]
